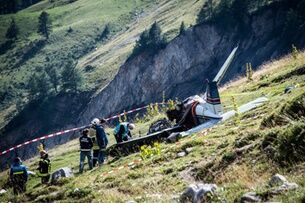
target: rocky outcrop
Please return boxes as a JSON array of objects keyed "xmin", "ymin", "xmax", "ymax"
[{"xmin": 80, "ymin": 2, "xmax": 305, "ymax": 125}]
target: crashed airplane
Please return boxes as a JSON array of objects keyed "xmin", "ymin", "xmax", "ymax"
[{"xmin": 107, "ymin": 47, "xmax": 268, "ymax": 156}]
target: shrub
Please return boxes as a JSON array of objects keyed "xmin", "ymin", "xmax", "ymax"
[
  {"xmin": 261, "ymin": 92, "xmax": 305, "ymax": 128},
  {"xmin": 262, "ymin": 121, "xmax": 305, "ymax": 166},
  {"xmin": 130, "ymin": 22, "xmax": 167, "ymax": 58}
]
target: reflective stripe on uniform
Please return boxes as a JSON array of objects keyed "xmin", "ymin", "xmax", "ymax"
[
  {"xmin": 13, "ymin": 171, "xmax": 24, "ymax": 175},
  {"xmin": 80, "ymin": 149, "xmax": 92, "ymax": 151},
  {"xmin": 37, "ymin": 172, "xmax": 50, "ymax": 177}
]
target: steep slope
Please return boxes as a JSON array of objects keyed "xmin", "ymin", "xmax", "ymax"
[
  {"xmin": 1, "ymin": 49, "xmax": 304, "ymax": 202},
  {"xmin": 0, "ymin": 0, "xmax": 203, "ymax": 169},
  {"xmin": 0, "ymin": 0, "xmax": 202, "ymax": 129},
  {"xmin": 80, "ymin": 1, "xmax": 305, "ymax": 125}
]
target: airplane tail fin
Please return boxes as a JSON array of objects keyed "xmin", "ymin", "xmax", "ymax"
[{"xmin": 206, "ymin": 81, "xmax": 222, "ymax": 115}]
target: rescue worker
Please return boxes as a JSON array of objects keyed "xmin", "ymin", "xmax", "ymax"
[
  {"xmin": 10, "ymin": 157, "xmax": 28, "ymax": 195},
  {"xmin": 37, "ymin": 150, "xmax": 51, "ymax": 184},
  {"xmin": 79, "ymin": 128, "xmax": 93, "ymax": 173},
  {"xmin": 89, "ymin": 127, "xmax": 100, "ymax": 167},
  {"xmin": 91, "ymin": 136, "xmax": 100, "ymax": 167},
  {"xmin": 113, "ymin": 122, "xmax": 135, "ymax": 143},
  {"xmin": 91, "ymin": 118, "xmax": 108, "ymax": 165}
]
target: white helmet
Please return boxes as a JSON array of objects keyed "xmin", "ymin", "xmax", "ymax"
[
  {"xmin": 128, "ymin": 123, "xmax": 135, "ymax": 130},
  {"xmin": 91, "ymin": 118, "xmax": 100, "ymax": 125}
]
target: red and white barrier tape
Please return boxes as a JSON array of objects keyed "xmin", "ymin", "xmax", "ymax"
[
  {"xmin": 100, "ymin": 158, "xmax": 142, "ymax": 177},
  {"xmin": 0, "ymin": 103, "xmax": 165, "ymax": 157}
]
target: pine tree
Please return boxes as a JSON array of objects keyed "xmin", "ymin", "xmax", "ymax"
[
  {"xmin": 179, "ymin": 21, "xmax": 186, "ymax": 35},
  {"xmin": 100, "ymin": 24, "xmax": 110, "ymax": 41},
  {"xmin": 132, "ymin": 30, "xmax": 149, "ymax": 56},
  {"xmin": 148, "ymin": 21, "xmax": 165, "ymax": 51},
  {"xmin": 61, "ymin": 60, "xmax": 82, "ymax": 92},
  {"xmin": 131, "ymin": 22, "xmax": 166, "ymax": 58},
  {"xmin": 5, "ymin": 19, "xmax": 18, "ymax": 40},
  {"xmin": 27, "ymin": 72, "xmax": 50, "ymax": 99},
  {"xmin": 38, "ymin": 11, "xmax": 52, "ymax": 39}
]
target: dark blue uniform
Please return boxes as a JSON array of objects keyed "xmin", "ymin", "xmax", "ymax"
[{"xmin": 10, "ymin": 162, "xmax": 28, "ymax": 194}]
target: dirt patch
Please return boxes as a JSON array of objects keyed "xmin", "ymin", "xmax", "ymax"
[{"xmin": 179, "ymin": 167, "xmax": 196, "ymax": 184}]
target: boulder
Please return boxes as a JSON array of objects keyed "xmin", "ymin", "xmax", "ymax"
[
  {"xmin": 51, "ymin": 167, "xmax": 73, "ymax": 184},
  {"xmin": 180, "ymin": 183, "xmax": 217, "ymax": 203},
  {"xmin": 239, "ymin": 192, "xmax": 262, "ymax": 203},
  {"xmin": 271, "ymin": 182, "xmax": 298, "ymax": 195},
  {"xmin": 185, "ymin": 147, "xmax": 193, "ymax": 153},
  {"xmin": 177, "ymin": 151, "xmax": 186, "ymax": 157},
  {"xmin": 269, "ymin": 174, "xmax": 288, "ymax": 187}
]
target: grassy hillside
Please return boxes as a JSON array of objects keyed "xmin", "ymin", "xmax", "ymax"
[
  {"xmin": 1, "ymin": 49, "xmax": 304, "ymax": 202},
  {"xmin": 0, "ymin": 0, "xmax": 204, "ymax": 129}
]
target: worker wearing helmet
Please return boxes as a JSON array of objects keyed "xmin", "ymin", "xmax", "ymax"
[
  {"xmin": 37, "ymin": 150, "xmax": 51, "ymax": 184},
  {"xmin": 10, "ymin": 157, "xmax": 28, "ymax": 195},
  {"xmin": 114, "ymin": 122, "xmax": 135, "ymax": 143},
  {"xmin": 79, "ymin": 128, "xmax": 93, "ymax": 173},
  {"xmin": 91, "ymin": 118, "xmax": 108, "ymax": 165}
]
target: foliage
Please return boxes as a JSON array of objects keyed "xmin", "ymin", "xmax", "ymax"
[
  {"xmin": 140, "ymin": 142, "xmax": 161, "ymax": 160},
  {"xmin": 179, "ymin": 21, "xmax": 186, "ymax": 35},
  {"xmin": 131, "ymin": 22, "xmax": 167, "ymax": 58},
  {"xmin": 38, "ymin": 11, "xmax": 52, "ymax": 39},
  {"xmin": 100, "ymin": 24, "xmax": 110, "ymax": 41},
  {"xmin": 0, "ymin": 0, "xmax": 42, "ymax": 14},
  {"xmin": 61, "ymin": 60, "xmax": 82, "ymax": 92},
  {"xmin": 197, "ymin": 0, "xmax": 251, "ymax": 32},
  {"xmin": 261, "ymin": 92, "xmax": 305, "ymax": 128},
  {"xmin": 262, "ymin": 121, "xmax": 305, "ymax": 166},
  {"xmin": 246, "ymin": 62, "xmax": 253, "ymax": 81},
  {"xmin": 5, "ymin": 18, "xmax": 18, "ymax": 40},
  {"xmin": 45, "ymin": 65, "xmax": 59, "ymax": 93},
  {"xmin": 27, "ymin": 71, "xmax": 50, "ymax": 100},
  {"xmin": 292, "ymin": 44, "xmax": 299, "ymax": 60}
]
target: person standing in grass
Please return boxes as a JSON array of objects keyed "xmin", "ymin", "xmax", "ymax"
[
  {"xmin": 79, "ymin": 128, "xmax": 93, "ymax": 173},
  {"xmin": 10, "ymin": 157, "xmax": 28, "ymax": 195},
  {"xmin": 91, "ymin": 136, "xmax": 100, "ymax": 167},
  {"xmin": 91, "ymin": 118, "xmax": 108, "ymax": 166},
  {"xmin": 37, "ymin": 150, "xmax": 51, "ymax": 184}
]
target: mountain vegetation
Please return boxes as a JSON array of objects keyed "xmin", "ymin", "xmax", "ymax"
[{"xmin": 1, "ymin": 49, "xmax": 304, "ymax": 202}]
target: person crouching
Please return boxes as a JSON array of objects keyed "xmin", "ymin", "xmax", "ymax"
[{"xmin": 79, "ymin": 128, "xmax": 93, "ymax": 173}]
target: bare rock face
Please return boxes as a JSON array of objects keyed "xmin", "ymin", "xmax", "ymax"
[{"xmin": 80, "ymin": 3, "xmax": 305, "ymax": 126}]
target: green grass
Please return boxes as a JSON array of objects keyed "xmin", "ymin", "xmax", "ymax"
[
  {"xmin": 1, "ymin": 49, "xmax": 305, "ymax": 201},
  {"xmin": 1, "ymin": 2, "xmax": 305, "ymax": 202},
  {"xmin": 0, "ymin": 0, "xmax": 205, "ymax": 129}
]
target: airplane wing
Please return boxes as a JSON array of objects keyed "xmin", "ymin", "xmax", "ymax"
[
  {"xmin": 213, "ymin": 46, "xmax": 238, "ymax": 84},
  {"xmin": 177, "ymin": 96, "xmax": 268, "ymax": 138}
]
